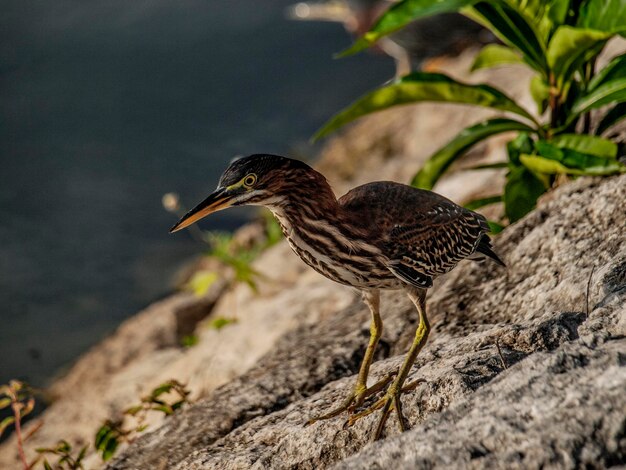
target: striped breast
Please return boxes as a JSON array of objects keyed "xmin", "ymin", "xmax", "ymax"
[{"xmin": 269, "ymin": 206, "xmax": 401, "ymax": 289}]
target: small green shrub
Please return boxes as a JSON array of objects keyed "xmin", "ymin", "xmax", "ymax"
[
  {"xmin": 316, "ymin": 0, "xmax": 626, "ymax": 223},
  {"xmin": 94, "ymin": 379, "xmax": 191, "ymax": 461}
]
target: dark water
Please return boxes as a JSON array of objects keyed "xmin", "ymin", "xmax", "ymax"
[{"xmin": 0, "ymin": 0, "xmax": 393, "ymax": 387}]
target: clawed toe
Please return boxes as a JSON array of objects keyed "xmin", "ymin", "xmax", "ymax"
[{"xmin": 306, "ymin": 373, "xmax": 396, "ymax": 426}]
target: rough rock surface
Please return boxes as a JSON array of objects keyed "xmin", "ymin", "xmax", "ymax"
[{"xmin": 106, "ymin": 175, "xmax": 626, "ymax": 469}]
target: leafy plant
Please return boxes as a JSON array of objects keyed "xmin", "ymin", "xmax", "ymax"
[
  {"xmin": 1, "ymin": 380, "xmax": 38, "ymax": 469},
  {"xmin": 36, "ymin": 441, "xmax": 87, "ymax": 470},
  {"xmin": 94, "ymin": 380, "xmax": 191, "ymax": 461},
  {"xmin": 316, "ymin": 0, "xmax": 626, "ymax": 222}
]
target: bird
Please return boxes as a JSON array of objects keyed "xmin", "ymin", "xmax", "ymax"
[
  {"xmin": 170, "ymin": 154, "xmax": 505, "ymax": 440},
  {"xmin": 288, "ymin": 0, "xmax": 490, "ymax": 75}
]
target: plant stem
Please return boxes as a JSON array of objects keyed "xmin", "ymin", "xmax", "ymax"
[{"xmin": 11, "ymin": 402, "xmax": 28, "ymax": 470}]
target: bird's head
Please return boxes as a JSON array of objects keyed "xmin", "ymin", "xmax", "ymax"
[{"xmin": 170, "ymin": 154, "xmax": 315, "ymax": 233}]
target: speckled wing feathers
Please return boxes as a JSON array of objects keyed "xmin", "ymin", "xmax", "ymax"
[
  {"xmin": 339, "ymin": 182, "xmax": 491, "ymax": 289},
  {"xmin": 385, "ymin": 203, "xmax": 489, "ymax": 288}
]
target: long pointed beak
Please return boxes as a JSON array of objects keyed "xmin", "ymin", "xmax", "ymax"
[{"xmin": 169, "ymin": 188, "xmax": 233, "ymax": 233}]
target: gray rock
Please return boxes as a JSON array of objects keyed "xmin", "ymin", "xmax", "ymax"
[{"xmin": 107, "ymin": 174, "xmax": 626, "ymax": 469}]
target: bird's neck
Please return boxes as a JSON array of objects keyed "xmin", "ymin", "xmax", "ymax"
[{"xmin": 266, "ymin": 170, "xmax": 340, "ymax": 232}]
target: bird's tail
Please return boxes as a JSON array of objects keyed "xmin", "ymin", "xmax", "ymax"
[{"xmin": 475, "ymin": 234, "xmax": 506, "ymax": 267}]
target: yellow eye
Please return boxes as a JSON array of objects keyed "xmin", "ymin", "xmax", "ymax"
[{"xmin": 243, "ymin": 173, "xmax": 257, "ymax": 188}]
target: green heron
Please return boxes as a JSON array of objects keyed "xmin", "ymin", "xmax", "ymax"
[{"xmin": 170, "ymin": 154, "xmax": 504, "ymax": 440}]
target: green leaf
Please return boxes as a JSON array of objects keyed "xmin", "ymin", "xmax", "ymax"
[
  {"xmin": 520, "ymin": 154, "xmax": 575, "ymax": 174},
  {"xmin": 520, "ymin": 153, "xmax": 624, "ymax": 177},
  {"xmin": 577, "ymin": 0, "xmax": 626, "ymax": 36},
  {"xmin": 546, "ymin": 26, "xmax": 611, "ymax": 89},
  {"xmin": 507, "ymin": 132, "xmax": 535, "ymax": 166},
  {"xmin": 124, "ymin": 405, "xmax": 144, "ymax": 416},
  {"xmin": 470, "ymin": 2, "xmax": 547, "ymax": 73},
  {"xmin": 154, "ymin": 405, "xmax": 174, "ymax": 415},
  {"xmin": 504, "ymin": 166, "xmax": 547, "ymax": 222},
  {"xmin": 487, "ymin": 220, "xmax": 505, "ymax": 233},
  {"xmin": 596, "ymin": 102, "xmax": 626, "ymax": 134},
  {"xmin": 464, "ymin": 195, "xmax": 503, "ymax": 210},
  {"xmin": 77, "ymin": 446, "xmax": 88, "ymax": 462},
  {"xmin": 467, "ymin": 162, "xmax": 510, "ymax": 170},
  {"xmin": 530, "ymin": 75, "xmax": 550, "ymax": 114},
  {"xmin": 338, "ymin": 0, "xmax": 478, "ymax": 57},
  {"xmin": 151, "ymin": 383, "xmax": 174, "ymax": 398},
  {"xmin": 549, "ymin": 134, "xmax": 617, "ymax": 158},
  {"xmin": 43, "ymin": 460, "xmax": 53, "ymax": 470},
  {"xmin": 0, "ymin": 416, "xmax": 15, "ymax": 437},
  {"xmin": 410, "ymin": 118, "xmax": 534, "ymax": 189},
  {"xmin": 186, "ymin": 271, "xmax": 218, "ymax": 297},
  {"xmin": 534, "ymin": 140, "xmax": 626, "ymax": 174},
  {"xmin": 502, "ymin": 0, "xmax": 571, "ymax": 44},
  {"xmin": 572, "ymin": 77, "xmax": 626, "ymax": 115},
  {"xmin": 208, "ymin": 316, "xmax": 238, "ymax": 331},
  {"xmin": 471, "ymin": 44, "xmax": 523, "ymax": 71},
  {"xmin": 0, "ymin": 398, "xmax": 11, "ymax": 409},
  {"xmin": 95, "ymin": 425, "xmax": 112, "ymax": 449},
  {"xmin": 180, "ymin": 334, "xmax": 199, "ymax": 348},
  {"xmin": 315, "ymin": 73, "xmax": 534, "ymax": 140},
  {"xmin": 103, "ymin": 436, "xmax": 119, "ymax": 461},
  {"xmin": 588, "ymin": 54, "xmax": 626, "ymax": 91}
]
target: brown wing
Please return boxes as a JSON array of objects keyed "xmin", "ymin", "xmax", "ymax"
[
  {"xmin": 339, "ymin": 181, "xmax": 490, "ymax": 289},
  {"xmin": 384, "ymin": 198, "xmax": 490, "ymax": 288}
]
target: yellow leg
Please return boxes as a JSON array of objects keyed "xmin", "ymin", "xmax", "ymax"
[
  {"xmin": 346, "ymin": 288, "xmax": 430, "ymax": 441},
  {"xmin": 307, "ymin": 290, "xmax": 389, "ymax": 425}
]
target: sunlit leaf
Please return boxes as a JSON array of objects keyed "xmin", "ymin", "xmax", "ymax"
[
  {"xmin": 534, "ymin": 140, "xmax": 626, "ymax": 174},
  {"xmin": 20, "ymin": 398, "xmax": 35, "ymax": 418},
  {"xmin": 549, "ymin": 134, "xmax": 617, "ymax": 158},
  {"xmin": 0, "ymin": 398, "xmax": 11, "ymax": 409},
  {"xmin": 151, "ymin": 383, "xmax": 174, "ymax": 398},
  {"xmin": 520, "ymin": 154, "xmax": 575, "ymax": 174},
  {"xmin": 577, "ymin": 0, "xmax": 626, "ymax": 36},
  {"xmin": 501, "ymin": 0, "xmax": 570, "ymax": 43},
  {"xmin": 411, "ymin": 118, "xmax": 533, "ymax": 189},
  {"xmin": 0, "ymin": 416, "xmax": 15, "ymax": 437},
  {"xmin": 208, "ymin": 316, "xmax": 238, "ymax": 331},
  {"xmin": 470, "ymin": 44, "xmax": 523, "ymax": 71},
  {"xmin": 338, "ymin": 0, "xmax": 478, "ymax": 57},
  {"xmin": 186, "ymin": 271, "xmax": 218, "ymax": 297},
  {"xmin": 315, "ymin": 73, "xmax": 534, "ymax": 140},
  {"xmin": 546, "ymin": 26, "xmax": 611, "ymax": 89},
  {"xmin": 470, "ymin": 1, "xmax": 547, "ymax": 73},
  {"xmin": 124, "ymin": 405, "xmax": 144, "ymax": 416},
  {"xmin": 530, "ymin": 75, "xmax": 550, "ymax": 114}
]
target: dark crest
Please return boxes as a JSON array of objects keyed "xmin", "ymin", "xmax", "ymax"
[{"xmin": 218, "ymin": 154, "xmax": 310, "ymax": 187}]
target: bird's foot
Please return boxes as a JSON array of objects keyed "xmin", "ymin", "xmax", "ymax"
[
  {"xmin": 343, "ymin": 378, "xmax": 425, "ymax": 441},
  {"xmin": 305, "ymin": 373, "xmax": 395, "ymax": 426}
]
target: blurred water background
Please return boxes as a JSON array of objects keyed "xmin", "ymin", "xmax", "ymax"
[{"xmin": 0, "ymin": 0, "xmax": 393, "ymax": 387}]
